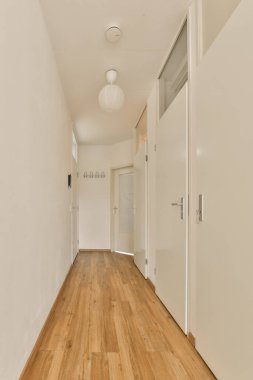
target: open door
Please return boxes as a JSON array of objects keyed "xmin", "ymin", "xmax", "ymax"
[
  {"xmin": 71, "ymin": 134, "xmax": 79, "ymax": 262},
  {"xmin": 112, "ymin": 167, "xmax": 134, "ymax": 254}
]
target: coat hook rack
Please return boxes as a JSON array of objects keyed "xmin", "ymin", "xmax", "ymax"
[{"xmin": 83, "ymin": 171, "xmax": 106, "ymax": 179}]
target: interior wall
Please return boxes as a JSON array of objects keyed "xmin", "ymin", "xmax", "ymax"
[
  {"xmin": 187, "ymin": 0, "xmax": 242, "ymax": 338},
  {"xmin": 202, "ymin": 0, "xmax": 242, "ymax": 53},
  {"xmin": 78, "ymin": 140, "xmax": 133, "ymax": 250},
  {"xmin": 195, "ymin": 1, "xmax": 253, "ymax": 377},
  {"xmin": 0, "ymin": 1, "xmax": 73, "ymax": 379}
]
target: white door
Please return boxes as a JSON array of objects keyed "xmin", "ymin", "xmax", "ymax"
[
  {"xmin": 195, "ymin": 2, "xmax": 253, "ymax": 379},
  {"xmin": 134, "ymin": 143, "xmax": 147, "ymax": 277},
  {"xmin": 156, "ymin": 83, "xmax": 188, "ymax": 333},
  {"xmin": 112, "ymin": 167, "xmax": 134, "ymax": 254},
  {"xmin": 71, "ymin": 157, "xmax": 79, "ymax": 261}
]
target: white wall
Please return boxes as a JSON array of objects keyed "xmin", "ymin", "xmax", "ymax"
[
  {"xmin": 187, "ymin": 0, "xmax": 242, "ymax": 339},
  {"xmin": 194, "ymin": 2, "xmax": 253, "ymax": 378},
  {"xmin": 79, "ymin": 140, "xmax": 133, "ymax": 249},
  {"xmin": 0, "ymin": 1, "xmax": 72, "ymax": 378},
  {"xmin": 202, "ymin": 0, "xmax": 241, "ymax": 53},
  {"xmin": 110, "ymin": 139, "xmax": 133, "ymax": 168}
]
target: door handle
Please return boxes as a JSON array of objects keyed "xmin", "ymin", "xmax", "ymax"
[
  {"xmin": 171, "ymin": 197, "xmax": 185, "ymax": 220},
  {"xmin": 197, "ymin": 194, "xmax": 204, "ymax": 222}
]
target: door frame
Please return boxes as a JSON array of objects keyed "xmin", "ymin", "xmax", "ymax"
[
  {"xmin": 133, "ymin": 140, "xmax": 149, "ymax": 278},
  {"xmin": 70, "ymin": 133, "xmax": 79, "ymax": 263},
  {"xmin": 186, "ymin": 1, "xmax": 204, "ymax": 338},
  {"xmin": 110, "ymin": 164, "xmax": 133, "ymax": 253},
  {"xmin": 144, "ymin": 140, "xmax": 149, "ymax": 279},
  {"xmin": 155, "ymin": 83, "xmax": 189, "ymax": 333}
]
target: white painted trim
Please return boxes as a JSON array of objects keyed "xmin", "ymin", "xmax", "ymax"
[
  {"xmin": 70, "ymin": 154, "xmax": 79, "ymax": 264},
  {"xmin": 184, "ymin": 83, "xmax": 189, "ymax": 335},
  {"xmin": 110, "ymin": 162, "xmax": 133, "ymax": 171},
  {"xmin": 155, "ymin": 79, "xmax": 160, "ymax": 126},
  {"xmin": 186, "ymin": 3, "xmax": 194, "ymax": 337},
  {"xmin": 145, "ymin": 139, "xmax": 149, "ymax": 279},
  {"xmin": 133, "ymin": 141, "xmax": 149, "ymax": 279},
  {"xmin": 196, "ymin": 0, "xmax": 204, "ymax": 63},
  {"xmin": 186, "ymin": 0, "xmax": 200, "ymax": 337}
]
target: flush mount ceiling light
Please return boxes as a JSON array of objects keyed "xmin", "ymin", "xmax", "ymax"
[
  {"xmin": 105, "ymin": 26, "xmax": 122, "ymax": 43},
  {"xmin": 98, "ymin": 69, "xmax": 125, "ymax": 113}
]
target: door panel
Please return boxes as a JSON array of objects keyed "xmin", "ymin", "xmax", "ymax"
[
  {"xmin": 156, "ymin": 84, "xmax": 188, "ymax": 333},
  {"xmin": 113, "ymin": 167, "xmax": 134, "ymax": 253},
  {"xmin": 134, "ymin": 143, "xmax": 147, "ymax": 277},
  {"xmin": 195, "ymin": 2, "xmax": 253, "ymax": 379}
]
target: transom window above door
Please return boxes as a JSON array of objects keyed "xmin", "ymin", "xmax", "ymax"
[{"xmin": 159, "ymin": 21, "xmax": 188, "ymax": 119}]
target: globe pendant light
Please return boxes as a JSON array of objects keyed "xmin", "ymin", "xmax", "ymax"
[{"xmin": 98, "ymin": 69, "xmax": 125, "ymax": 112}]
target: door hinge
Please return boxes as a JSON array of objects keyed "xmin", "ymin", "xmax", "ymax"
[
  {"xmin": 145, "ymin": 258, "xmax": 148, "ymax": 265},
  {"xmin": 145, "ymin": 154, "xmax": 148, "ymax": 162},
  {"xmin": 154, "ymin": 144, "xmax": 156, "ymax": 152}
]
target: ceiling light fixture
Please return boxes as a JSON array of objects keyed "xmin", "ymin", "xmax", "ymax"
[
  {"xmin": 98, "ymin": 69, "xmax": 125, "ymax": 113},
  {"xmin": 105, "ymin": 26, "xmax": 122, "ymax": 43}
]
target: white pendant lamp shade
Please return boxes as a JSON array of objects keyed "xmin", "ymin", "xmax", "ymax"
[
  {"xmin": 99, "ymin": 84, "xmax": 125, "ymax": 112},
  {"xmin": 98, "ymin": 69, "xmax": 125, "ymax": 112}
]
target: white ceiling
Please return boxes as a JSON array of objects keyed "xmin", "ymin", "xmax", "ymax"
[{"xmin": 40, "ymin": 0, "xmax": 190, "ymax": 145}]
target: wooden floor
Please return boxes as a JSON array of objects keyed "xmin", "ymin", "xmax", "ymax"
[{"xmin": 21, "ymin": 251, "xmax": 215, "ymax": 380}]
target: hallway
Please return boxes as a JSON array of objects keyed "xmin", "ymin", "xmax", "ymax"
[
  {"xmin": 2, "ymin": 0, "xmax": 253, "ymax": 378},
  {"xmin": 21, "ymin": 252, "xmax": 214, "ymax": 379}
]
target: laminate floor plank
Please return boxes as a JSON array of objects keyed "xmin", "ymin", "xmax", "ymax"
[{"xmin": 21, "ymin": 252, "xmax": 215, "ymax": 380}]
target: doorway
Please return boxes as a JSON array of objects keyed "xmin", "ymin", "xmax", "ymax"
[
  {"xmin": 71, "ymin": 133, "xmax": 79, "ymax": 262},
  {"xmin": 155, "ymin": 21, "xmax": 188, "ymax": 334},
  {"xmin": 111, "ymin": 166, "xmax": 134, "ymax": 254},
  {"xmin": 156, "ymin": 83, "xmax": 188, "ymax": 334},
  {"xmin": 133, "ymin": 140, "xmax": 148, "ymax": 278}
]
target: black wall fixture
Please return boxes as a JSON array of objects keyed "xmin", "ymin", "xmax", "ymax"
[{"xmin": 68, "ymin": 174, "xmax": 72, "ymax": 188}]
